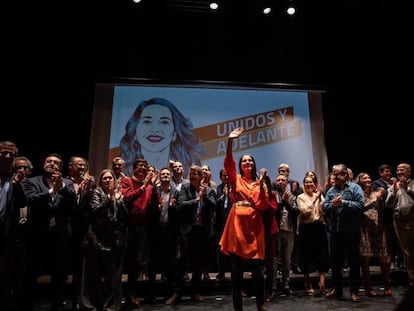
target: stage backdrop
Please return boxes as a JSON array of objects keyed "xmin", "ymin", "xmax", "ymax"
[{"xmin": 89, "ymin": 79, "xmax": 328, "ymax": 184}]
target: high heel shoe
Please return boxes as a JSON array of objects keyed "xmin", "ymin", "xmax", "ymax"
[
  {"xmin": 319, "ymin": 282, "xmax": 327, "ymax": 295},
  {"xmin": 364, "ymin": 287, "xmax": 377, "ymax": 297},
  {"xmin": 265, "ymin": 292, "xmax": 275, "ymax": 302},
  {"xmin": 129, "ymin": 295, "xmax": 140, "ymax": 307},
  {"xmin": 305, "ymin": 281, "xmax": 314, "ymax": 296},
  {"xmin": 351, "ymin": 292, "xmax": 361, "ymax": 302},
  {"xmin": 325, "ymin": 288, "xmax": 343, "ymax": 298}
]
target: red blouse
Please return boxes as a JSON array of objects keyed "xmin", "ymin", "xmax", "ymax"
[{"xmin": 219, "ymin": 155, "xmax": 269, "ymax": 259}]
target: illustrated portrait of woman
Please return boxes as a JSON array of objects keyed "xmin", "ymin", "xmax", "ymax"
[{"xmin": 119, "ymin": 97, "xmax": 205, "ymax": 177}]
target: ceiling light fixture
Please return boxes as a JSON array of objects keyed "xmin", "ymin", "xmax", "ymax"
[
  {"xmin": 286, "ymin": 1, "xmax": 296, "ymax": 16},
  {"xmin": 263, "ymin": 7, "xmax": 272, "ymax": 15},
  {"xmin": 210, "ymin": 2, "xmax": 219, "ymax": 10}
]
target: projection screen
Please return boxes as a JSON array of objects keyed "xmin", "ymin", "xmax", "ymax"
[{"xmin": 89, "ymin": 78, "xmax": 328, "ymax": 185}]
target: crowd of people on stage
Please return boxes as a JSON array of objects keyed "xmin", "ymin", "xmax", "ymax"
[{"xmin": 0, "ymin": 135, "xmax": 413, "ymax": 311}]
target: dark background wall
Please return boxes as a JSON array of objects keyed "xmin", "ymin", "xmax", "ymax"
[{"xmin": 2, "ymin": 0, "xmax": 411, "ymax": 179}]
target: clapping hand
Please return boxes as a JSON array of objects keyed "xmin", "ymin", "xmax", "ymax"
[
  {"xmin": 113, "ymin": 189, "xmax": 123, "ymax": 201},
  {"xmin": 331, "ymin": 194, "xmax": 342, "ymax": 207},
  {"xmin": 259, "ymin": 168, "xmax": 267, "ymax": 180},
  {"xmin": 282, "ymin": 190, "xmax": 291, "ymax": 202},
  {"xmin": 51, "ymin": 170, "xmax": 63, "ymax": 192},
  {"xmin": 203, "ymin": 170, "xmax": 212, "ymax": 184},
  {"xmin": 374, "ymin": 187, "xmax": 385, "ymax": 201},
  {"xmin": 79, "ymin": 172, "xmax": 92, "ymax": 191},
  {"xmin": 315, "ymin": 184, "xmax": 322, "ymax": 199},
  {"xmin": 12, "ymin": 171, "xmax": 25, "ymax": 184},
  {"xmin": 399, "ymin": 176, "xmax": 408, "ymax": 190},
  {"xmin": 199, "ymin": 178, "xmax": 208, "ymax": 199},
  {"xmin": 223, "ymin": 184, "xmax": 229, "ymax": 195}
]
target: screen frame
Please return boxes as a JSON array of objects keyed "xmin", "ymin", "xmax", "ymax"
[{"xmin": 89, "ymin": 77, "xmax": 328, "ymax": 185}]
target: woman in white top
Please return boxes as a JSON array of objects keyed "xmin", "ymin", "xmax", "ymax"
[{"xmin": 297, "ymin": 175, "xmax": 329, "ymax": 296}]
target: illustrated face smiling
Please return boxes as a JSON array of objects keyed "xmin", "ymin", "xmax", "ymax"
[{"xmin": 136, "ymin": 105, "xmax": 176, "ymax": 153}]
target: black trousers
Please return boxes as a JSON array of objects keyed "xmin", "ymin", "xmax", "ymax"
[
  {"xmin": 230, "ymin": 253, "xmax": 265, "ymax": 310},
  {"xmin": 330, "ymin": 231, "xmax": 361, "ymax": 294}
]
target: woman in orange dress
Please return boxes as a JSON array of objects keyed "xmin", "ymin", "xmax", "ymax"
[{"xmin": 219, "ymin": 127, "xmax": 269, "ymax": 311}]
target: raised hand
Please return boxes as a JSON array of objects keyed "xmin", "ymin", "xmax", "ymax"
[{"xmin": 229, "ymin": 127, "xmax": 245, "ymax": 139}]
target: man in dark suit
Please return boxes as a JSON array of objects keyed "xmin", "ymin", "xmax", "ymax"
[
  {"xmin": 0, "ymin": 141, "xmax": 19, "ymax": 308},
  {"xmin": 166, "ymin": 165, "xmax": 217, "ymax": 304},
  {"xmin": 147, "ymin": 167, "xmax": 179, "ymax": 303},
  {"xmin": 215, "ymin": 168, "xmax": 232, "ymax": 281},
  {"xmin": 66, "ymin": 156, "xmax": 95, "ymax": 311},
  {"xmin": 372, "ymin": 164, "xmax": 404, "ymax": 271},
  {"xmin": 22, "ymin": 153, "xmax": 77, "ymax": 311},
  {"xmin": 272, "ymin": 163, "xmax": 303, "ymax": 275}
]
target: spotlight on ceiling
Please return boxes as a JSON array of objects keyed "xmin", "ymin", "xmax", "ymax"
[
  {"xmin": 260, "ymin": 0, "xmax": 272, "ymax": 15},
  {"xmin": 286, "ymin": 1, "xmax": 297, "ymax": 16},
  {"xmin": 263, "ymin": 7, "xmax": 272, "ymax": 15},
  {"xmin": 210, "ymin": 2, "xmax": 219, "ymax": 10}
]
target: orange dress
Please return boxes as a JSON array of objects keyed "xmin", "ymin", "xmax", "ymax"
[{"xmin": 219, "ymin": 155, "xmax": 269, "ymax": 259}]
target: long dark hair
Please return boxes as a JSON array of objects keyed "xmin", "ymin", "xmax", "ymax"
[
  {"xmin": 119, "ymin": 97, "xmax": 205, "ymax": 177},
  {"xmin": 238, "ymin": 154, "xmax": 258, "ymax": 180}
]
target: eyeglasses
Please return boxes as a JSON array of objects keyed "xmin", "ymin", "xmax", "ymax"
[
  {"xmin": 0, "ymin": 151, "xmax": 16, "ymax": 157},
  {"xmin": 46, "ymin": 159, "xmax": 60, "ymax": 164},
  {"xmin": 333, "ymin": 172, "xmax": 346, "ymax": 177},
  {"xmin": 16, "ymin": 165, "xmax": 29, "ymax": 170},
  {"xmin": 134, "ymin": 163, "xmax": 147, "ymax": 168}
]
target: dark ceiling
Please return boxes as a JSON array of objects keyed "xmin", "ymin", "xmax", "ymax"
[
  {"xmin": 2, "ymin": 0, "xmax": 412, "ymax": 179},
  {"xmin": 7, "ymin": 0, "xmax": 408, "ymax": 88}
]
